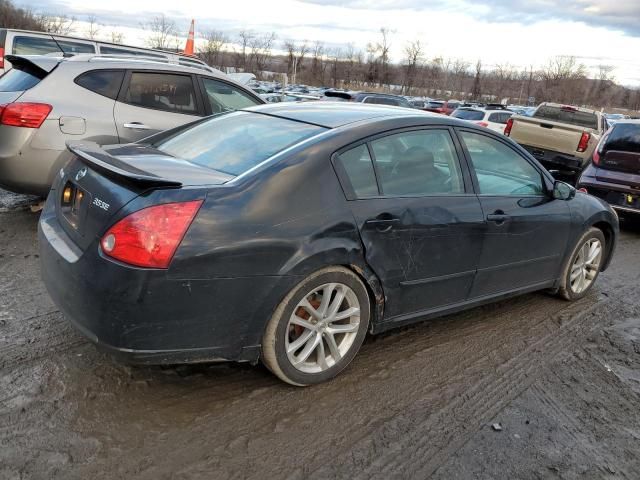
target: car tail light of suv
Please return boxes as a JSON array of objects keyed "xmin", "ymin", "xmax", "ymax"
[
  {"xmin": 100, "ymin": 200, "xmax": 203, "ymax": 269},
  {"xmin": 0, "ymin": 47, "xmax": 4, "ymax": 69},
  {"xmin": 577, "ymin": 132, "xmax": 591, "ymax": 153},
  {"xmin": 0, "ymin": 102, "xmax": 52, "ymax": 128}
]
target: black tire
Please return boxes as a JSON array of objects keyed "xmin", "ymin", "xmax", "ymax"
[
  {"xmin": 557, "ymin": 227, "xmax": 606, "ymax": 301},
  {"xmin": 261, "ymin": 266, "xmax": 370, "ymax": 386}
]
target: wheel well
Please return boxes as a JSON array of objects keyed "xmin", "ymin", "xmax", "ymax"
[
  {"xmin": 592, "ymin": 221, "xmax": 614, "ymax": 269},
  {"xmin": 343, "ymin": 263, "xmax": 385, "ymax": 331}
]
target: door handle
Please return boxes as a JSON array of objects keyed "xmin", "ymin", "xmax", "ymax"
[
  {"xmin": 123, "ymin": 122, "xmax": 151, "ymax": 130},
  {"xmin": 487, "ymin": 211, "xmax": 510, "ymax": 224}
]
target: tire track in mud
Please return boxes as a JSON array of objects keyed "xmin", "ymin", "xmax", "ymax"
[{"xmin": 307, "ymin": 288, "xmax": 631, "ymax": 480}]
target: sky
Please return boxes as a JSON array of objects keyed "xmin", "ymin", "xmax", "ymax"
[{"xmin": 17, "ymin": 0, "xmax": 640, "ymax": 86}]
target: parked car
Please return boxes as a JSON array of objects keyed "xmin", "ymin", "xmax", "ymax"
[
  {"xmin": 577, "ymin": 120, "xmax": 640, "ymax": 217},
  {"xmin": 39, "ymin": 103, "xmax": 618, "ymax": 386},
  {"xmin": 451, "ymin": 106, "xmax": 513, "ymax": 134},
  {"xmin": 441, "ymin": 100, "xmax": 462, "ymax": 115},
  {"xmin": 0, "ymin": 54, "xmax": 263, "ymax": 196},
  {"xmin": 0, "ymin": 28, "xmax": 216, "ymax": 75},
  {"xmin": 323, "ymin": 90, "xmax": 413, "ymax": 108},
  {"xmin": 423, "ymin": 100, "xmax": 445, "ymax": 113},
  {"xmin": 505, "ymin": 103, "xmax": 608, "ymax": 175}
]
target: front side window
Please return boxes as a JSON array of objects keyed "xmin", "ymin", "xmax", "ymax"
[
  {"xmin": 75, "ymin": 70, "xmax": 124, "ymax": 99},
  {"xmin": 460, "ymin": 131, "xmax": 544, "ymax": 196},
  {"xmin": 201, "ymin": 77, "xmax": 259, "ymax": 113},
  {"xmin": 370, "ymin": 130, "xmax": 465, "ymax": 196},
  {"xmin": 124, "ymin": 72, "xmax": 198, "ymax": 114},
  {"xmin": 335, "ymin": 144, "xmax": 378, "ymax": 198},
  {"xmin": 155, "ymin": 111, "xmax": 325, "ymax": 176}
]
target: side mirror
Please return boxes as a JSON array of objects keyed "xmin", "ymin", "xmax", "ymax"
[{"xmin": 552, "ymin": 180, "xmax": 575, "ymax": 201}]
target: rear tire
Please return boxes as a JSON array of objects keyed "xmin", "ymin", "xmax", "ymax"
[
  {"xmin": 557, "ymin": 227, "xmax": 605, "ymax": 301},
  {"xmin": 261, "ymin": 266, "xmax": 370, "ymax": 386}
]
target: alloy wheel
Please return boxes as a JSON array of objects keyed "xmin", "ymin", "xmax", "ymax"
[
  {"xmin": 570, "ymin": 238, "xmax": 602, "ymax": 294},
  {"xmin": 285, "ymin": 283, "xmax": 361, "ymax": 374}
]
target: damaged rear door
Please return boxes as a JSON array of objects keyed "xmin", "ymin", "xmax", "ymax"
[{"xmin": 333, "ymin": 128, "xmax": 485, "ymax": 320}]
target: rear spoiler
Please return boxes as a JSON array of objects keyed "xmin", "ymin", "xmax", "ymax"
[{"xmin": 67, "ymin": 142, "xmax": 182, "ymax": 188}]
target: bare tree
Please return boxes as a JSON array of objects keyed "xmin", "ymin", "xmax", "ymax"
[
  {"xmin": 402, "ymin": 39, "xmax": 423, "ymax": 95},
  {"xmin": 250, "ymin": 32, "xmax": 276, "ymax": 73},
  {"xmin": 310, "ymin": 40, "xmax": 325, "ymax": 84},
  {"xmin": 110, "ymin": 31, "xmax": 124, "ymax": 44},
  {"xmin": 199, "ymin": 29, "xmax": 228, "ymax": 68},
  {"xmin": 85, "ymin": 14, "xmax": 100, "ymax": 39},
  {"xmin": 0, "ymin": 0, "xmax": 43, "ymax": 30},
  {"xmin": 38, "ymin": 13, "xmax": 76, "ymax": 35},
  {"xmin": 236, "ymin": 30, "xmax": 255, "ymax": 70},
  {"xmin": 472, "ymin": 60, "xmax": 482, "ymax": 100},
  {"xmin": 142, "ymin": 14, "xmax": 177, "ymax": 50}
]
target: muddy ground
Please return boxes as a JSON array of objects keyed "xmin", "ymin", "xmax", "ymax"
[{"xmin": 1, "ymin": 189, "xmax": 639, "ymax": 480}]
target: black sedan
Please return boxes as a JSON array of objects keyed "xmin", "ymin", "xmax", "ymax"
[{"xmin": 39, "ymin": 103, "xmax": 619, "ymax": 386}]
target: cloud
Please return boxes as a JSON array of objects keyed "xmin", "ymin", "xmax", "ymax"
[{"xmin": 299, "ymin": 0, "xmax": 640, "ymax": 37}]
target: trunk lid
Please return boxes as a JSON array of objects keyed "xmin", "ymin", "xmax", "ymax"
[
  {"xmin": 54, "ymin": 142, "xmax": 233, "ymax": 250},
  {"xmin": 599, "ymin": 150, "xmax": 640, "ymax": 175},
  {"xmin": 509, "ymin": 116, "xmax": 594, "ymax": 156}
]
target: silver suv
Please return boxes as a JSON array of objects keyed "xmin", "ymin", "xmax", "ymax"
[{"xmin": 0, "ymin": 54, "xmax": 264, "ymax": 196}]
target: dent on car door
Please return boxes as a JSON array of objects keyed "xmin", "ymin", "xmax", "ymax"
[
  {"xmin": 334, "ymin": 128, "xmax": 485, "ymax": 322},
  {"xmin": 113, "ymin": 71, "xmax": 203, "ymax": 142},
  {"xmin": 457, "ymin": 129, "xmax": 571, "ymax": 298}
]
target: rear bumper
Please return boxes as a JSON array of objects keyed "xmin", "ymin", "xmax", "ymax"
[
  {"xmin": 0, "ymin": 139, "xmax": 66, "ymax": 196},
  {"xmin": 520, "ymin": 145, "xmax": 586, "ymax": 173},
  {"xmin": 38, "ymin": 199, "xmax": 298, "ymax": 365},
  {"xmin": 578, "ymin": 168, "xmax": 640, "ymax": 215}
]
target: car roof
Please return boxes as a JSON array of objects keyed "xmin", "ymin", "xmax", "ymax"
[
  {"xmin": 8, "ymin": 54, "xmax": 225, "ymax": 77},
  {"xmin": 243, "ymin": 102, "xmax": 453, "ymax": 128}
]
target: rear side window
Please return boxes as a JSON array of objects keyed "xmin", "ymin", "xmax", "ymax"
[
  {"xmin": 201, "ymin": 77, "xmax": 260, "ymax": 113},
  {"xmin": 155, "ymin": 111, "xmax": 325, "ymax": 176},
  {"xmin": 452, "ymin": 109, "xmax": 484, "ymax": 121},
  {"xmin": 124, "ymin": 72, "xmax": 198, "ymax": 114},
  {"xmin": 488, "ymin": 112, "xmax": 511, "ymax": 124},
  {"xmin": 0, "ymin": 65, "xmax": 45, "ymax": 92},
  {"xmin": 13, "ymin": 36, "xmax": 95, "ymax": 55},
  {"xmin": 533, "ymin": 105, "xmax": 598, "ymax": 129},
  {"xmin": 75, "ymin": 70, "xmax": 124, "ymax": 100},
  {"xmin": 363, "ymin": 97, "xmax": 399, "ymax": 106},
  {"xmin": 335, "ymin": 144, "xmax": 379, "ymax": 198},
  {"xmin": 606, "ymin": 124, "xmax": 640, "ymax": 153}
]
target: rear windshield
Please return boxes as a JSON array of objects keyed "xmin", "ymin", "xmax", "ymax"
[
  {"xmin": 451, "ymin": 109, "xmax": 484, "ymax": 121},
  {"xmin": 533, "ymin": 105, "xmax": 598, "ymax": 129},
  {"xmin": 0, "ymin": 65, "xmax": 45, "ymax": 92},
  {"xmin": 155, "ymin": 111, "xmax": 326, "ymax": 176},
  {"xmin": 606, "ymin": 123, "xmax": 640, "ymax": 153},
  {"xmin": 426, "ymin": 101, "xmax": 443, "ymax": 108}
]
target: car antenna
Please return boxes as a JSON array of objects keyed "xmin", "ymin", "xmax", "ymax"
[{"xmin": 49, "ymin": 35, "xmax": 73, "ymax": 58}]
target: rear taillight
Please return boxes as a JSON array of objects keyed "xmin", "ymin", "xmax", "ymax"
[
  {"xmin": 577, "ymin": 132, "xmax": 591, "ymax": 153},
  {"xmin": 0, "ymin": 47, "xmax": 4, "ymax": 69},
  {"xmin": 100, "ymin": 200, "xmax": 203, "ymax": 269},
  {"xmin": 592, "ymin": 129, "xmax": 611, "ymax": 166},
  {"xmin": 504, "ymin": 118, "xmax": 514, "ymax": 136},
  {"xmin": 578, "ymin": 187, "xmax": 588, "ymax": 193},
  {"xmin": 475, "ymin": 121, "xmax": 489, "ymax": 128},
  {"xmin": 0, "ymin": 103, "xmax": 52, "ymax": 128}
]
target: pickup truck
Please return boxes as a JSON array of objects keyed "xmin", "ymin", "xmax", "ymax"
[{"xmin": 504, "ymin": 103, "xmax": 608, "ymax": 173}]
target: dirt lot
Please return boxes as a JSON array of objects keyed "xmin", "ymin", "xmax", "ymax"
[{"xmin": 1, "ymin": 189, "xmax": 640, "ymax": 480}]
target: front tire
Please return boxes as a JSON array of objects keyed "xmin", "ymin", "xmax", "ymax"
[
  {"xmin": 261, "ymin": 266, "xmax": 370, "ymax": 386},
  {"xmin": 557, "ymin": 227, "xmax": 605, "ymax": 301}
]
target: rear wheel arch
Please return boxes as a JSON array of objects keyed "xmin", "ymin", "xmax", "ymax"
[{"xmin": 591, "ymin": 220, "xmax": 615, "ymax": 270}]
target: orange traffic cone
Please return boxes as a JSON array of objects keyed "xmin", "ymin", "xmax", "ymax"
[{"xmin": 184, "ymin": 19, "xmax": 195, "ymax": 56}]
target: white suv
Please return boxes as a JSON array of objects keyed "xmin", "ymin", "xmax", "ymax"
[{"xmin": 450, "ymin": 106, "xmax": 513, "ymax": 135}]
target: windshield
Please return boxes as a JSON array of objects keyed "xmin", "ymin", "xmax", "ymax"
[
  {"xmin": 534, "ymin": 105, "xmax": 598, "ymax": 129},
  {"xmin": 155, "ymin": 111, "xmax": 326, "ymax": 176},
  {"xmin": 451, "ymin": 109, "xmax": 484, "ymax": 121}
]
